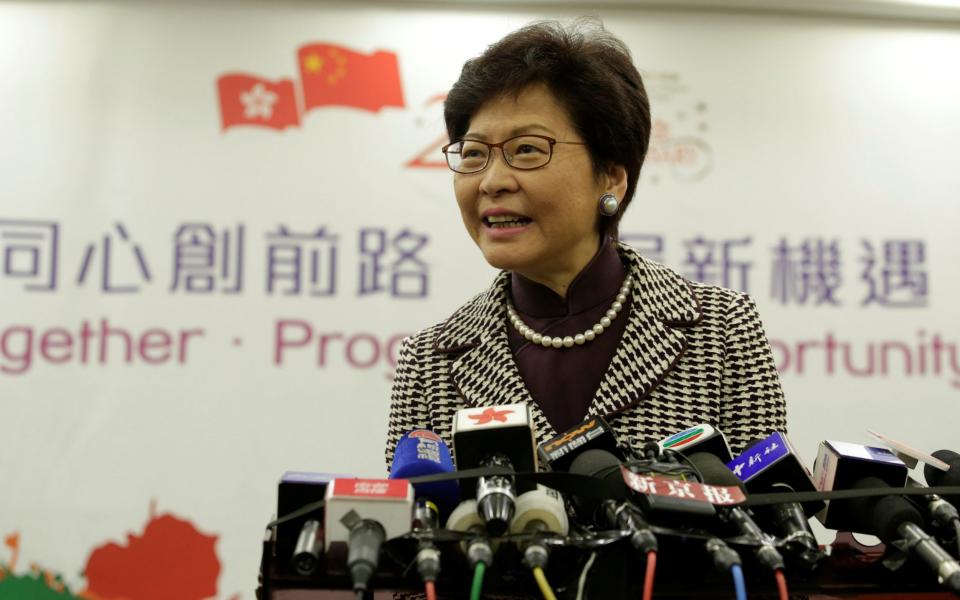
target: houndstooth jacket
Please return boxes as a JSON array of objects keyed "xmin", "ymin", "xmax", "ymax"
[{"xmin": 385, "ymin": 242, "xmax": 787, "ymax": 469}]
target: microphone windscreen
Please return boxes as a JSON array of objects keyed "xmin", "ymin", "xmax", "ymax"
[
  {"xmin": 568, "ymin": 450, "xmax": 625, "ymax": 487},
  {"xmin": 510, "ymin": 486, "xmax": 570, "ymax": 536},
  {"xmin": 389, "ymin": 430, "xmax": 459, "ymax": 519},
  {"xmin": 849, "ymin": 476, "xmax": 923, "ymax": 542},
  {"xmin": 568, "ymin": 449, "xmax": 628, "ymax": 517},
  {"xmin": 687, "ymin": 452, "xmax": 745, "ymax": 490},
  {"xmin": 925, "ymin": 450, "xmax": 960, "ymax": 486}
]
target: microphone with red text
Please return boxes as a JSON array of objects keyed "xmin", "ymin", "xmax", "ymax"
[
  {"xmin": 567, "ymin": 449, "xmax": 658, "ymax": 554},
  {"xmin": 324, "ymin": 478, "xmax": 414, "ymax": 594},
  {"xmin": 388, "ymin": 429, "xmax": 460, "ymax": 589},
  {"xmin": 538, "ymin": 418, "xmax": 658, "ymax": 552},
  {"xmin": 726, "ymin": 432, "xmax": 824, "ymax": 567},
  {"xmin": 847, "ymin": 476, "xmax": 960, "ymax": 593},
  {"xmin": 452, "ymin": 403, "xmax": 538, "ymax": 536},
  {"xmin": 688, "ymin": 452, "xmax": 786, "ymax": 572}
]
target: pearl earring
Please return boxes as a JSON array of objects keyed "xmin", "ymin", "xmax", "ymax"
[{"xmin": 598, "ymin": 193, "xmax": 619, "ymax": 217}]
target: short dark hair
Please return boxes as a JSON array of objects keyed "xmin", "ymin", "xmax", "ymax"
[{"xmin": 444, "ymin": 19, "xmax": 651, "ymax": 238}]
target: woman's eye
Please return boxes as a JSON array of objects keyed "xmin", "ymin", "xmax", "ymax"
[{"xmin": 516, "ymin": 144, "xmax": 545, "ymax": 154}]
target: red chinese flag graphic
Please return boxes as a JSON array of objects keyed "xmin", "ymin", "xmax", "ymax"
[
  {"xmin": 217, "ymin": 73, "xmax": 300, "ymax": 131},
  {"xmin": 298, "ymin": 43, "xmax": 404, "ymax": 113}
]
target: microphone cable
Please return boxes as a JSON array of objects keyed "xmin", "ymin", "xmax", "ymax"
[
  {"xmin": 731, "ymin": 563, "xmax": 748, "ymax": 600},
  {"xmin": 532, "ymin": 566, "xmax": 558, "ymax": 600},
  {"xmin": 470, "ymin": 561, "xmax": 486, "ymax": 600},
  {"xmin": 642, "ymin": 550, "xmax": 657, "ymax": 600},
  {"xmin": 575, "ymin": 552, "xmax": 597, "ymax": 600},
  {"xmin": 774, "ymin": 568, "xmax": 789, "ymax": 600}
]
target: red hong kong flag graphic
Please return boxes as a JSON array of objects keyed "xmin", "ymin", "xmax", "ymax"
[
  {"xmin": 297, "ymin": 43, "xmax": 404, "ymax": 113},
  {"xmin": 468, "ymin": 408, "xmax": 514, "ymax": 425},
  {"xmin": 217, "ymin": 73, "xmax": 301, "ymax": 130}
]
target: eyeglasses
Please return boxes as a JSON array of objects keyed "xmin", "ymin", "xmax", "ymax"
[{"xmin": 441, "ymin": 134, "xmax": 586, "ymax": 174}]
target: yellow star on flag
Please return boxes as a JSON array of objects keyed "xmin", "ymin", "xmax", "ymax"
[{"xmin": 303, "ymin": 53, "xmax": 324, "ymax": 74}]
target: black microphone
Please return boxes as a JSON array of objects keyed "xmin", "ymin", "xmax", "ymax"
[
  {"xmin": 925, "ymin": 450, "xmax": 960, "ymax": 508},
  {"xmin": 452, "ymin": 404, "xmax": 538, "ymax": 536},
  {"xmin": 848, "ymin": 476, "xmax": 960, "ymax": 593},
  {"xmin": 907, "ymin": 477, "xmax": 960, "ymax": 534},
  {"xmin": 538, "ymin": 415, "xmax": 625, "ymax": 472},
  {"xmin": 276, "ymin": 471, "xmax": 339, "ymax": 575},
  {"xmin": 687, "ymin": 452, "xmax": 785, "ymax": 572},
  {"xmin": 727, "ymin": 432, "xmax": 823, "ymax": 568},
  {"xmin": 568, "ymin": 449, "xmax": 657, "ymax": 554}
]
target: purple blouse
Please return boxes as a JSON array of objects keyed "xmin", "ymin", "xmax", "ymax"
[{"xmin": 506, "ymin": 237, "xmax": 631, "ymax": 433}]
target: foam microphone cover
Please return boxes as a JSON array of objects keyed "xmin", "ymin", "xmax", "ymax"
[
  {"xmin": 510, "ymin": 485, "xmax": 570, "ymax": 536},
  {"xmin": 848, "ymin": 476, "xmax": 924, "ymax": 542},
  {"xmin": 389, "ymin": 430, "xmax": 459, "ymax": 519},
  {"xmin": 688, "ymin": 452, "xmax": 745, "ymax": 488},
  {"xmin": 924, "ymin": 450, "xmax": 960, "ymax": 506},
  {"xmin": 567, "ymin": 449, "xmax": 628, "ymax": 518}
]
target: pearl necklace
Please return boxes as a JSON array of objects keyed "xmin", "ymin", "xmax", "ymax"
[{"xmin": 506, "ymin": 275, "xmax": 633, "ymax": 349}]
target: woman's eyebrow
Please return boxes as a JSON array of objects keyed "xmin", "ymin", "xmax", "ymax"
[{"xmin": 463, "ymin": 123, "xmax": 557, "ymax": 140}]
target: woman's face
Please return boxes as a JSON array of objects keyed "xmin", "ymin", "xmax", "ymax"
[{"xmin": 454, "ymin": 84, "xmax": 626, "ymax": 289}]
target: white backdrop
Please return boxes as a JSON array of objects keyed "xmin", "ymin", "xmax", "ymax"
[{"xmin": 1, "ymin": 2, "xmax": 958, "ymax": 598}]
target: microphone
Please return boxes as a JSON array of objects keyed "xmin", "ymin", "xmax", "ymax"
[
  {"xmin": 453, "ymin": 403, "xmax": 538, "ymax": 535},
  {"xmin": 324, "ymin": 478, "xmax": 414, "ymax": 593},
  {"xmin": 812, "ymin": 440, "xmax": 908, "ymax": 530},
  {"xmin": 538, "ymin": 416, "xmax": 625, "ymax": 472},
  {"xmin": 276, "ymin": 471, "xmax": 340, "ymax": 575},
  {"xmin": 446, "ymin": 499, "xmax": 496, "ymax": 571},
  {"xmin": 388, "ymin": 429, "xmax": 460, "ymax": 585},
  {"xmin": 726, "ymin": 432, "xmax": 823, "ymax": 567},
  {"xmin": 657, "ymin": 424, "xmax": 734, "ymax": 463},
  {"xmin": 925, "ymin": 450, "xmax": 960, "ymax": 508},
  {"xmin": 510, "ymin": 485, "xmax": 570, "ymax": 569},
  {"xmin": 848, "ymin": 477, "xmax": 960, "ymax": 593},
  {"xmin": 568, "ymin": 449, "xmax": 658, "ymax": 554},
  {"xmin": 292, "ymin": 519, "xmax": 322, "ymax": 576},
  {"xmin": 389, "ymin": 429, "xmax": 459, "ymax": 517},
  {"xmin": 687, "ymin": 452, "xmax": 786, "ymax": 572},
  {"xmin": 907, "ymin": 477, "xmax": 960, "ymax": 532}
]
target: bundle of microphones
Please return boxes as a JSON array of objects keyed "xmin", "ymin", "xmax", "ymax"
[{"xmin": 263, "ymin": 403, "xmax": 960, "ymax": 600}]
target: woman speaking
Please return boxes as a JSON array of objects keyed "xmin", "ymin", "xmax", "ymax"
[{"xmin": 385, "ymin": 20, "xmax": 786, "ymax": 466}]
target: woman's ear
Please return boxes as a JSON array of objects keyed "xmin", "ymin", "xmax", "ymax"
[{"xmin": 602, "ymin": 163, "xmax": 629, "ymax": 200}]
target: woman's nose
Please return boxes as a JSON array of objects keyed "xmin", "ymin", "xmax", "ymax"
[{"xmin": 478, "ymin": 150, "xmax": 519, "ymax": 196}]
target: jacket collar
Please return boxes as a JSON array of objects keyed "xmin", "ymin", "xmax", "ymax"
[{"xmin": 434, "ymin": 243, "xmax": 702, "ymax": 427}]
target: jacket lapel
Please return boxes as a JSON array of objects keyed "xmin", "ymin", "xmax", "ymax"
[
  {"xmin": 434, "ymin": 272, "xmax": 534, "ymax": 409},
  {"xmin": 434, "ymin": 245, "xmax": 701, "ymax": 434},
  {"xmin": 588, "ymin": 245, "xmax": 702, "ymax": 417}
]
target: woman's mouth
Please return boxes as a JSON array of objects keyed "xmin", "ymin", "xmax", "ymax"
[{"xmin": 483, "ymin": 214, "xmax": 533, "ymax": 229}]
